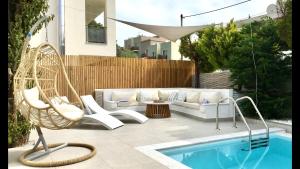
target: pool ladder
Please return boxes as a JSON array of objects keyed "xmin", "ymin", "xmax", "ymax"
[{"xmin": 216, "ymin": 96, "xmax": 269, "ymax": 151}]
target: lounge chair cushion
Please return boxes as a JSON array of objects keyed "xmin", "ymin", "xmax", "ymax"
[
  {"xmin": 199, "ymin": 91, "xmax": 221, "ymax": 104},
  {"xmin": 186, "ymin": 92, "xmax": 200, "ymax": 103}
]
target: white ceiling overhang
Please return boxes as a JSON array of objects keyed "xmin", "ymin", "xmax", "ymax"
[{"xmin": 86, "ymin": 0, "xmax": 105, "ymax": 24}]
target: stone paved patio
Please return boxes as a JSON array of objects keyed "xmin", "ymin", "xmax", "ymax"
[{"xmin": 8, "ymin": 112, "xmax": 286, "ymax": 169}]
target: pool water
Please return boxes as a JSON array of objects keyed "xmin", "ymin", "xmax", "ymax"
[{"xmin": 160, "ymin": 134, "xmax": 291, "ymax": 169}]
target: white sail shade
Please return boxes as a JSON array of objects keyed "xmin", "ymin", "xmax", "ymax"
[{"xmin": 109, "ymin": 18, "xmax": 214, "ymax": 41}]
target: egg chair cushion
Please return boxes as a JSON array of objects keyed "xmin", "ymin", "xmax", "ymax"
[
  {"xmin": 23, "ymin": 87, "xmax": 49, "ymax": 109},
  {"xmin": 54, "ymin": 104, "xmax": 84, "ymax": 121}
]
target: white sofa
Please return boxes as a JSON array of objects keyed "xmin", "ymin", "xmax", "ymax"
[{"xmin": 94, "ymin": 88, "xmax": 234, "ymax": 120}]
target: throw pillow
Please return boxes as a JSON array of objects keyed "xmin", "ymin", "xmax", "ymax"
[
  {"xmin": 111, "ymin": 91, "xmax": 137, "ymax": 103},
  {"xmin": 140, "ymin": 90, "xmax": 159, "ymax": 101},
  {"xmin": 186, "ymin": 92, "xmax": 200, "ymax": 103},
  {"xmin": 200, "ymin": 98, "xmax": 210, "ymax": 105},
  {"xmin": 168, "ymin": 92, "xmax": 178, "ymax": 102},
  {"xmin": 158, "ymin": 90, "xmax": 173, "ymax": 101},
  {"xmin": 176, "ymin": 91, "xmax": 186, "ymax": 102}
]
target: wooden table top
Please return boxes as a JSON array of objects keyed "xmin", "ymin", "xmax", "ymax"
[{"xmin": 142, "ymin": 101, "xmax": 171, "ymax": 105}]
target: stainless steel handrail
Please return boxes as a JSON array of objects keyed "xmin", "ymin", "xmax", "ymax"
[
  {"xmin": 216, "ymin": 97, "xmax": 237, "ymax": 129},
  {"xmin": 216, "ymin": 97, "xmax": 252, "ymax": 150},
  {"xmin": 235, "ymin": 96, "xmax": 269, "ymax": 139}
]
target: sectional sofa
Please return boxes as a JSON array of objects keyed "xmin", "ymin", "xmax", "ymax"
[{"xmin": 94, "ymin": 88, "xmax": 234, "ymax": 120}]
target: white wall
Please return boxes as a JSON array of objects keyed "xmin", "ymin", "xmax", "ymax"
[
  {"xmin": 64, "ymin": 0, "xmax": 116, "ymax": 56},
  {"xmin": 30, "ymin": 0, "xmax": 59, "ymax": 50},
  {"xmin": 170, "ymin": 41, "xmax": 181, "ymax": 60},
  {"xmin": 31, "ymin": 0, "xmax": 116, "ymax": 56}
]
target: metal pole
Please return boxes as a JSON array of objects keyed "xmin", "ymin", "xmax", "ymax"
[
  {"xmin": 249, "ymin": 14, "xmax": 258, "ymax": 105},
  {"xmin": 216, "ymin": 103, "xmax": 219, "ymax": 130},
  {"xmin": 233, "ymin": 103, "xmax": 237, "ymax": 128},
  {"xmin": 180, "ymin": 14, "xmax": 183, "ymax": 27},
  {"xmin": 180, "ymin": 14, "xmax": 183, "ymax": 60}
]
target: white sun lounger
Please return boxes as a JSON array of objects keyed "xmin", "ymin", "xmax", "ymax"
[
  {"xmin": 80, "ymin": 95, "xmax": 148, "ymax": 124},
  {"xmin": 50, "ymin": 96, "xmax": 124, "ymax": 130}
]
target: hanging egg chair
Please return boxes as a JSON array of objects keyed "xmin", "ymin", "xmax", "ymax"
[{"xmin": 13, "ymin": 16, "xmax": 96, "ymax": 167}]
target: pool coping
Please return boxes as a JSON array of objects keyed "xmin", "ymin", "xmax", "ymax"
[{"xmin": 135, "ymin": 127, "xmax": 290, "ymax": 169}]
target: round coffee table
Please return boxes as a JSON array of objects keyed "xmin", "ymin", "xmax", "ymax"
[{"xmin": 143, "ymin": 101, "xmax": 171, "ymax": 118}]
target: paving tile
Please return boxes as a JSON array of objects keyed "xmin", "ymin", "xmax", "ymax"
[{"xmin": 9, "ymin": 113, "xmax": 279, "ymax": 169}]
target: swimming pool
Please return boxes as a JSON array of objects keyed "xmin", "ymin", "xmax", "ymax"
[{"xmin": 159, "ymin": 134, "xmax": 291, "ymax": 169}]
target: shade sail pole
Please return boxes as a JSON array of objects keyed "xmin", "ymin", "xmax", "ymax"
[
  {"xmin": 180, "ymin": 14, "xmax": 183, "ymax": 60},
  {"xmin": 180, "ymin": 14, "xmax": 183, "ymax": 27}
]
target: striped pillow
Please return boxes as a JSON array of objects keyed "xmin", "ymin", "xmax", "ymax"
[
  {"xmin": 168, "ymin": 92, "xmax": 178, "ymax": 102},
  {"xmin": 176, "ymin": 91, "xmax": 186, "ymax": 102}
]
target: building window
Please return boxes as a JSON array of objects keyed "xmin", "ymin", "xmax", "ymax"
[
  {"xmin": 163, "ymin": 50, "xmax": 167, "ymax": 57},
  {"xmin": 85, "ymin": 0, "xmax": 106, "ymax": 43},
  {"xmin": 152, "ymin": 52, "xmax": 156, "ymax": 57},
  {"xmin": 145, "ymin": 49, "xmax": 148, "ymax": 56}
]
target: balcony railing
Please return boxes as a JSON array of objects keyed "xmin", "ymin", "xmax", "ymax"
[{"xmin": 86, "ymin": 26, "xmax": 106, "ymax": 43}]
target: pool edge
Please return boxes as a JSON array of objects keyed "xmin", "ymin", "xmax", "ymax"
[{"xmin": 135, "ymin": 127, "xmax": 289, "ymax": 169}]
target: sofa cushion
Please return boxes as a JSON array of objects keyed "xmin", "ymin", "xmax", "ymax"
[
  {"xmin": 111, "ymin": 91, "xmax": 137, "ymax": 103},
  {"xmin": 140, "ymin": 90, "xmax": 159, "ymax": 101},
  {"xmin": 104, "ymin": 100, "xmax": 118, "ymax": 110},
  {"xmin": 199, "ymin": 91, "xmax": 221, "ymax": 104},
  {"xmin": 186, "ymin": 92, "xmax": 200, "ymax": 103},
  {"xmin": 173, "ymin": 101, "xmax": 200, "ymax": 110},
  {"xmin": 138, "ymin": 102, "xmax": 147, "ymax": 106},
  {"xmin": 117, "ymin": 101, "xmax": 139, "ymax": 107}
]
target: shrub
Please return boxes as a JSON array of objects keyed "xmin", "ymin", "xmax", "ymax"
[{"xmin": 8, "ymin": 112, "xmax": 33, "ymax": 148}]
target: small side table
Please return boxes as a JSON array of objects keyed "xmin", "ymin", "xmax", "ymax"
[{"xmin": 143, "ymin": 101, "xmax": 171, "ymax": 118}]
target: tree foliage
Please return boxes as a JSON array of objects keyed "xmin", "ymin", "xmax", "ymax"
[
  {"xmin": 116, "ymin": 44, "xmax": 138, "ymax": 58},
  {"xmin": 88, "ymin": 20, "xmax": 104, "ymax": 28},
  {"xmin": 179, "ymin": 34, "xmax": 202, "ymax": 87},
  {"xmin": 229, "ymin": 18, "xmax": 291, "ymax": 119},
  {"xmin": 199, "ymin": 19, "xmax": 239, "ymax": 70},
  {"xmin": 276, "ymin": 0, "xmax": 292, "ymax": 48},
  {"xmin": 8, "ymin": 0, "xmax": 53, "ymax": 147},
  {"xmin": 179, "ymin": 20, "xmax": 239, "ymax": 87}
]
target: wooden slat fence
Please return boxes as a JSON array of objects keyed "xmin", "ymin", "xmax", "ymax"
[{"xmin": 57, "ymin": 56, "xmax": 195, "ymax": 101}]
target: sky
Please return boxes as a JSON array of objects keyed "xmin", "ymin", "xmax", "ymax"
[{"xmin": 114, "ymin": 0, "xmax": 277, "ymax": 47}]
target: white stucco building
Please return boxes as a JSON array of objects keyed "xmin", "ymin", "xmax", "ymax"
[
  {"xmin": 31, "ymin": 0, "xmax": 116, "ymax": 56},
  {"xmin": 146, "ymin": 41, "xmax": 190, "ymax": 60}
]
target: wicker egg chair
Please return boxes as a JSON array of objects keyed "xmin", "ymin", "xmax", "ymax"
[{"xmin": 13, "ymin": 16, "xmax": 96, "ymax": 167}]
